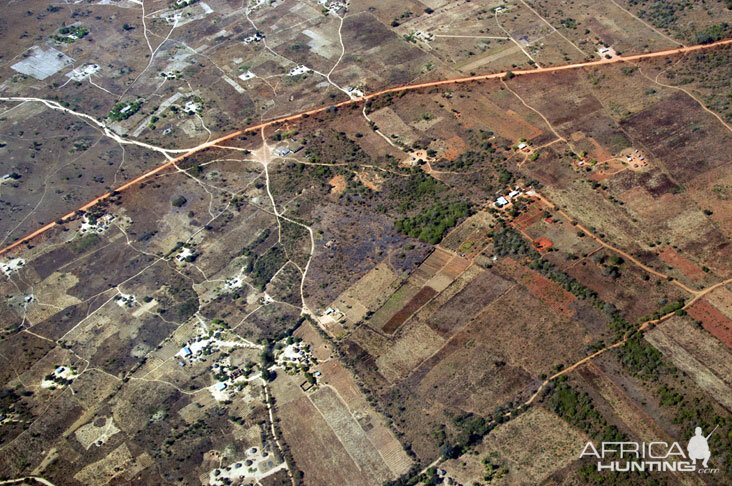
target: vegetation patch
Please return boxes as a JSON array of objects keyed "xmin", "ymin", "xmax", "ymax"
[{"xmin": 395, "ymin": 202, "xmax": 472, "ymax": 244}]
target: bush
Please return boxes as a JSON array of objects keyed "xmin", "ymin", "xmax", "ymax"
[
  {"xmin": 108, "ymin": 100, "xmax": 142, "ymax": 121},
  {"xmin": 171, "ymin": 195, "xmax": 187, "ymax": 207},
  {"xmin": 395, "ymin": 202, "xmax": 472, "ymax": 244}
]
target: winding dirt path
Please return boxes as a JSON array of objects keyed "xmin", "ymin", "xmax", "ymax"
[{"xmin": 1, "ymin": 38, "xmax": 731, "ymax": 257}]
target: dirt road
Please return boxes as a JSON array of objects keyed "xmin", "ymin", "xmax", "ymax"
[{"xmin": 1, "ymin": 38, "xmax": 731, "ymax": 257}]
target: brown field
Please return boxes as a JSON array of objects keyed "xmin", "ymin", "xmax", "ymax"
[
  {"xmin": 441, "ymin": 135, "xmax": 469, "ymax": 161},
  {"xmin": 705, "ymin": 286, "xmax": 732, "ymax": 320},
  {"xmin": 621, "ymin": 92, "xmax": 732, "ymax": 182},
  {"xmin": 275, "ymin": 391, "xmax": 369, "ymax": 486},
  {"xmin": 659, "ymin": 247, "xmax": 706, "ymax": 282},
  {"xmin": 294, "ymin": 322, "xmax": 412, "ymax": 477},
  {"xmin": 440, "ymin": 255, "xmax": 472, "ymax": 280},
  {"xmin": 309, "ymin": 387, "xmax": 394, "ymax": 484},
  {"xmin": 382, "ymin": 286, "xmax": 437, "ymax": 334},
  {"xmin": 513, "ymin": 203, "xmax": 547, "ymax": 232},
  {"xmin": 412, "ymin": 248, "xmax": 452, "ymax": 283},
  {"xmin": 447, "ymin": 91, "xmax": 544, "ymax": 141},
  {"xmin": 368, "ymin": 281, "xmax": 422, "ymax": 331},
  {"xmin": 580, "ymin": 362, "xmax": 675, "ymax": 445},
  {"xmin": 559, "ymin": 249, "xmax": 688, "ymax": 323},
  {"xmin": 273, "ymin": 365, "xmax": 408, "ymax": 486},
  {"xmin": 368, "ymin": 248, "xmax": 467, "ymax": 331},
  {"xmin": 658, "ymin": 317, "xmax": 732, "ymax": 385},
  {"xmin": 328, "ymin": 174, "xmax": 347, "ymax": 195},
  {"xmin": 686, "ymin": 299, "xmax": 732, "ymax": 350},
  {"xmin": 331, "ymin": 261, "xmax": 401, "ymax": 325},
  {"xmin": 587, "ymin": 136, "xmax": 614, "ymax": 163},
  {"xmin": 426, "ymin": 269, "xmax": 514, "ymax": 337}
]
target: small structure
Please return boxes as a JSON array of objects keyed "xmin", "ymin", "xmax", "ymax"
[
  {"xmin": 182, "ymin": 346, "xmax": 193, "ymax": 357},
  {"xmin": 1, "ymin": 258, "xmax": 25, "ymax": 276},
  {"xmin": 495, "ymin": 196, "xmax": 509, "ymax": 208},
  {"xmin": 274, "ymin": 146, "xmax": 291, "ymax": 157},
  {"xmin": 175, "ymin": 247, "xmax": 193, "ymax": 262},
  {"xmin": 287, "ymin": 65, "xmax": 310, "ymax": 77},
  {"xmin": 215, "ymin": 382, "xmax": 226, "ymax": 391},
  {"xmin": 517, "ymin": 142, "xmax": 527, "ymax": 150},
  {"xmin": 238, "ymin": 71, "xmax": 255, "ymax": 81},
  {"xmin": 508, "ymin": 190, "xmax": 520, "ymax": 200},
  {"xmin": 242, "ymin": 32, "xmax": 264, "ymax": 44},
  {"xmin": 184, "ymin": 100, "xmax": 201, "ymax": 113}
]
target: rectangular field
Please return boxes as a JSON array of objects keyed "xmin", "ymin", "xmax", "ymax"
[
  {"xmin": 646, "ymin": 318, "xmax": 732, "ymax": 411},
  {"xmin": 382, "ymin": 286, "xmax": 437, "ymax": 334}
]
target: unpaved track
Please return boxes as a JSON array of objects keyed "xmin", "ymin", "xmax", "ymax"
[{"xmin": 1, "ymin": 38, "xmax": 731, "ymax": 256}]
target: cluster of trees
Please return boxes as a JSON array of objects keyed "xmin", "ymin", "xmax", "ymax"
[
  {"xmin": 482, "ymin": 452, "xmax": 509, "ymax": 483},
  {"xmin": 171, "ymin": 0, "xmax": 198, "ymax": 9},
  {"xmin": 695, "ymin": 22, "xmax": 730, "ymax": 44},
  {"xmin": 616, "ymin": 333, "xmax": 665, "ymax": 379},
  {"xmin": 395, "ymin": 202, "xmax": 472, "ymax": 244},
  {"xmin": 108, "ymin": 100, "xmax": 143, "ymax": 121},
  {"xmin": 594, "ymin": 253, "xmax": 625, "ymax": 280},
  {"xmin": 548, "ymin": 379, "xmax": 623, "ymax": 440},
  {"xmin": 392, "ymin": 171, "xmax": 446, "ymax": 206},
  {"xmin": 629, "ymin": 0, "xmax": 685, "ymax": 30},
  {"xmin": 639, "ymin": 298, "xmax": 685, "ymax": 322},
  {"xmin": 171, "ymin": 195, "xmax": 187, "ymax": 208},
  {"xmin": 303, "ymin": 130, "xmax": 371, "ymax": 166},
  {"xmin": 51, "ymin": 25, "xmax": 88, "ymax": 43},
  {"xmin": 260, "ymin": 343, "xmax": 275, "ymax": 381},
  {"xmin": 246, "ymin": 245, "xmax": 288, "ymax": 290}
]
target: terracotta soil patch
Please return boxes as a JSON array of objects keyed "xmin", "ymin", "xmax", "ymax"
[
  {"xmin": 534, "ymin": 237, "xmax": 553, "ymax": 252},
  {"xmin": 505, "ymin": 109, "xmax": 544, "ymax": 141},
  {"xmin": 356, "ymin": 171, "xmax": 382, "ymax": 191},
  {"xmin": 328, "ymin": 174, "xmax": 346, "ymax": 195},
  {"xmin": 382, "ymin": 286, "xmax": 437, "ymax": 334},
  {"xmin": 686, "ymin": 299, "xmax": 732, "ymax": 349},
  {"xmin": 442, "ymin": 135, "xmax": 468, "ymax": 161},
  {"xmin": 518, "ymin": 266, "xmax": 576, "ymax": 318},
  {"xmin": 659, "ymin": 246, "xmax": 706, "ymax": 282},
  {"xmin": 570, "ymin": 131, "xmax": 586, "ymax": 142},
  {"xmin": 512, "ymin": 202, "xmax": 545, "ymax": 231},
  {"xmin": 588, "ymin": 137, "xmax": 614, "ymax": 163}
]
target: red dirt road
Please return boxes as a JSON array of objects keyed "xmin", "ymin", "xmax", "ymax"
[{"xmin": 2, "ymin": 38, "xmax": 731, "ymax": 257}]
